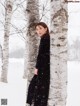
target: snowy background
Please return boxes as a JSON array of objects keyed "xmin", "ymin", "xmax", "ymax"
[
  {"xmin": 66, "ymin": 3, "xmax": 80, "ymax": 106},
  {"xmin": 0, "ymin": 59, "xmax": 27, "ymax": 106},
  {"xmin": 0, "ymin": 1, "xmax": 80, "ymax": 106}
]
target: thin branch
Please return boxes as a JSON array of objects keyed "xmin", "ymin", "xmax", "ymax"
[{"xmin": 12, "ymin": 0, "xmax": 26, "ymax": 13}]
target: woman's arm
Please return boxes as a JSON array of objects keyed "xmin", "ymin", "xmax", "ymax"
[{"xmin": 35, "ymin": 36, "xmax": 50, "ymax": 70}]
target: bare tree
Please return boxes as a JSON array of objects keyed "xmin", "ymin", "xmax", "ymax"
[
  {"xmin": 1, "ymin": 0, "xmax": 13, "ymax": 83},
  {"xmin": 48, "ymin": 0, "xmax": 68, "ymax": 106},
  {"xmin": 71, "ymin": 38, "xmax": 80, "ymax": 60}
]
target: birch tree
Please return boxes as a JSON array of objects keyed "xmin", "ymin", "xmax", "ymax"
[
  {"xmin": 48, "ymin": 0, "xmax": 68, "ymax": 106},
  {"xmin": 23, "ymin": 0, "xmax": 39, "ymax": 105},
  {"xmin": 1, "ymin": 0, "xmax": 13, "ymax": 83},
  {"xmin": 23, "ymin": 0, "xmax": 39, "ymax": 80}
]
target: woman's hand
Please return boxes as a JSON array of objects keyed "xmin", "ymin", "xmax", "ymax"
[{"xmin": 34, "ymin": 68, "xmax": 38, "ymax": 75}]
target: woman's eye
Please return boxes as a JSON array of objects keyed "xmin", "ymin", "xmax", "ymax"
[{"xmin": 40, "ymin": 27, "xmax": 42, "ymax": 29}]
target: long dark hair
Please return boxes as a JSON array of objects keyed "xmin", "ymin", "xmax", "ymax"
[{"xmin": 35, "ymin": 22, "xmax": 49, "ymax": 35}]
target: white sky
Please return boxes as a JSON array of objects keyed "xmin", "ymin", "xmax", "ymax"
[{"xmin": 68, "ymin": 3, "xmax": 80, "ymax": 44}]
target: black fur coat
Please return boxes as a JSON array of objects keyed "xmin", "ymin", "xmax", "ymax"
[{"xmin": 26, "ymin": 33, "xmax": 50, "ymax": 106}]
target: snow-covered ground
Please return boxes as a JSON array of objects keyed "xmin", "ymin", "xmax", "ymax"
[
  {"xmin": 0, "ymin": 58, "xmax": 27, "ymax": 106},
  {"xmin": 66, "ymin": 61, "xmax": 80, "ymax": 106},
  {"xmin": 0, "ymin": 59, "xmax": 80, "ymax": 106}
]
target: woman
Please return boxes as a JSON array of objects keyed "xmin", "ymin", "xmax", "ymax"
[{"xmin": 26, "ymin": 22, "xmax": 50, "ymax": 106}]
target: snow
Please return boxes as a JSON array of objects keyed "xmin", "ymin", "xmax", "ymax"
[
  {"xmin": 0, "ymin": 58, "xmax": 27, "ymax": 106},
  {"xmin": 66, "ymin": 61, "xmax": 80, "ymax": 106},
  {"xmin": 66, "ymin": 3, "xmax": 80, "ymax": 106},
  {"xmin": 0, "ymin": 60, "xmax": 80, "ymax": 106}
]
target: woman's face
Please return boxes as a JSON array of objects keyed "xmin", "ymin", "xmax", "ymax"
[{"xmin": 36, "ymin": 25, "xmax": 47, "ymax": 37}]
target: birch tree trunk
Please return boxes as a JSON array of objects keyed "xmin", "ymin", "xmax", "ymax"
[
  {"xmin": 48, "ymin": 0, "xmax": 68, "ymax": 106},
  {"xmin": 1, "ymin": 0, "xmax": 13, "ymax": 83},
  {"xmin": 23, "ymin": 0, "xmax": 39, "ymax": 105},
  {"xmin": 23, "ymin": 0, "xmax": 39, "ymax": 80}
]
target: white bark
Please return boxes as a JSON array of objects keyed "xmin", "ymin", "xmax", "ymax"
[
  {"xmin": 1, "ymin": 0, "xmax": 13, "ymax": 83},
  {"xmin": 48, "ymin": 0, "xmax": 68, "ymax": 106},
  {"xmin": 23, "ymin": 0, "xmax": 39, "ymax": 80},
  {"xmin": 23, "ymin": 1, "xmax": 39, "ymax": 105}
]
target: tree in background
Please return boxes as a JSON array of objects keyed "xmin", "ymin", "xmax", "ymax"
[
  {"xmin": 0, "ymin": 0, "xmax": 50, "ymax": 82},
  {"xmin": 48, "ymin": 0, "xmax": 68, "ymax": 106},
  {"xmin": 1, "ymin": 0, "xmax": 13, "ymax": 83},
  {"xmin": 68, "ymin": 38, "xmax": 80, "ymax": 61}
]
